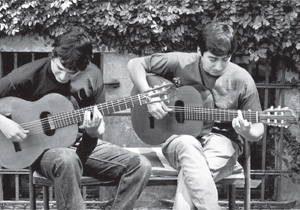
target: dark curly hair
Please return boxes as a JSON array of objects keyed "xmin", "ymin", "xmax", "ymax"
[
  {"xmin": 198, "ymin": 21, "xmax": 237, "ymax": 56},
  {"xmin": 52, "ymin": 27, "xmax": 93, "ymax": 72}
]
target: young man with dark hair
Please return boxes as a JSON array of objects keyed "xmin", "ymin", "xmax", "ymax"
[
  {"xmin": 0, "ymin": 27, "xmax": 151, "ymax": 210},
  {"xmin": 127, "ymin": 21, "xmax": 264, "ymax": 209}
]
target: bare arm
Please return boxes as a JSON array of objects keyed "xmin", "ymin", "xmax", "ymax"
[
  {"xmin": 127, "ymin": 57, "xmax": 172, "ymax": 119},
  {"xmin": 127, "ymin": 57, "xmax": 151, "ymax": 93}
]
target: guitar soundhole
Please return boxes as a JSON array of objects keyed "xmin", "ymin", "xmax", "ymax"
[
  {"xmin": 40, "ymin": 112, "xmax": 55, "ymax": 136},
  {"xmin": 175, "ymin": 100, "xmax": 184, "ymax": 124}
]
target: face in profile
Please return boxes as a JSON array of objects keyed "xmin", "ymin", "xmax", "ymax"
[{"xmin": 51, "ymin": 57, "xmax": 81, "ymax": 83}]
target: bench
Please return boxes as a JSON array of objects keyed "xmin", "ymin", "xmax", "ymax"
[{"xmin": 29, "ymin": 146, "xmax": 260, "ymax": 210}]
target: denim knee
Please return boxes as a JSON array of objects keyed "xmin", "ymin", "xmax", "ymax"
[
  {"xmin": 52, "ymin": 149, "xmax": 82, "ymax": 178},
  {"xmin": 127, "ymin": 155, "xmax": 151, "ymax": 178},
  {"xmin": 139, "ymin": 155, "xmax": 152, "ymax": 178}
]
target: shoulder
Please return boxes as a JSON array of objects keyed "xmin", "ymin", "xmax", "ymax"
[
  {"xmin": 72, "ymin": 62, "xmax": 103, "ymax": 88},
  {"xmin": 145, "ymin": 52, "xmax": 200, "ymax": 67},
  {"xmin": 84, "ymin": 62, "xmax": 102, "ymax": 78},
  {"xmin": 227, "ymin": 62, "xmax": 252, "ymax": 79},
  {"xmin": 14, "ymin": 57, "xmax": 48, "ymax": 72},
  {"xmin": 225, "ymin": 62, "xmax": 257, "ymax": 90},
  {"xmin": 8, "ymin": 58, "xmax": 49, "ymax": 79},
  {"xmin": 147, "ymin": 52, "xmax": 199, "ymax": 61}
]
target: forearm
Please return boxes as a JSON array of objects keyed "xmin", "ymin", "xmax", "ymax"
[
  {"xmin": 127, "ymin": 58, "xmax": 151, "ymax": 93},
  {"xmin": 0, "ymin": 114, "xmax": 9, "ymax": 130}
]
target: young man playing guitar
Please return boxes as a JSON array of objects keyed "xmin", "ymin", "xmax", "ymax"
[
  {"xmin": 0, "ymin": 27, "xmax": 151, "ymax": 210},
  {"xmin": 127, "ymin": 21, "xmax": 264, "ymax": 210}
]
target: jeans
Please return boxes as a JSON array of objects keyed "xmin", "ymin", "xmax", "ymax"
[
  {"xmin": 162, "ymin": 133, "xmax": 240, "ymax": 210},
  {"xmin": 37, "ymin": 140, "xmax": 152, "ymax": 210}
]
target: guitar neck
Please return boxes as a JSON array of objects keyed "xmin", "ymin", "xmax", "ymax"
[
  {"xmin": 50, "ymin": 94, "xmax": 145, "ymax": 129},
  {"xmin": 184, "ymin": 107, "xmax": 261, "ymax": 123}
]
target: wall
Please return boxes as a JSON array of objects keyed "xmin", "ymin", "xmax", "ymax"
[
  {"xmin": 1, "ymin": 35, "xmax": 300, "ymax": 207},
  {"xmin": 278, "ymin": 70, "xmax": 300, "ymax": 206}
]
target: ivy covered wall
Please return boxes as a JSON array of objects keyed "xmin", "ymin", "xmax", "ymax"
[
  {"xmin": 1, "ymin": 0, "xmax": 300, "ymax": 74},
  {"xmin": 1, "ymin": 0, "xmax": 300, "ymax": 204}
]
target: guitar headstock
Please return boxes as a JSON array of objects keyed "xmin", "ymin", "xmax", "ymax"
[
  {"xmin": 260, "ymin": 107, "xmax": 298, "ymax": 127},
  {"xmin": 140, "ymin": 82, "xmax": 178, "ymax": 105}
]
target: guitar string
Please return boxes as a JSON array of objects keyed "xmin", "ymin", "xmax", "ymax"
[
  {"xmin": 167, "ymin": 106, "xmax": 287, "ymax": 123},
  {"xmin": 19, "ymin": 94, "xmax": 147, "ymax": 134},
  {"xmin": 19, "ymin": 99, "xmax": 285, "ymax": 134}
]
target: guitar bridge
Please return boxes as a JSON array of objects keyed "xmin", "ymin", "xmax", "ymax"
[
  {"xmin": 13, "ymin": 142, "xmax": 22, "ymax": 152},
  {"xmin": 4, "ymin": 112, "xmax": 22, "ymax": 152},
  {"xmin": 149, "ymin": 114, "xmax": 155, "ymax": 129}
]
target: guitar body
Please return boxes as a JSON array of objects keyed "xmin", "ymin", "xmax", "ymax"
[
  {"xmin": 0, "ymin": 93, "xmax": 78, "ymax": 169},
  {"xmin": 131, "ymin": 75, "xmax": 214, "ymax": 145}
]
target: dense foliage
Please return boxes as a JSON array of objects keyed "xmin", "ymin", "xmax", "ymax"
[
  {"xmin": 1, "ymin": 0, "xmax": 300, "ymax": 72},
  {"xmin": 269, "ymin": 127, "xmax": 300, "ymax": 172}
]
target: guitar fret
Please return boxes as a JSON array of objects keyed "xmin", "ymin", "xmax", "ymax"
[
  {"xmin": 56, "ymin": 114, "xmax": 62, "ymax": 128},
  {"xmin": 130, "ymin": 96, "xmax": 135, "ymax": 107},
  {"xmin": 138, "ymin": 94, "xmax": 142, "ymax": 106},
  {"xmin": 48, "ymin": 116, "xmax": 56, "ymax": 130},
  {"xmin": 98, "ymin": 104, "xmax": 104, "ymax": 115},
  {"xmin": 117, "ymin": 99, "xmax": 121, "ymax": 111},
  {"xmin": 104, "ymin": 103, "xmax": 109, "ymax": 114},
  {"xmin": 63, "ymin": 113, "xmax": 70, "ymax": 127},
  {"xmin": 111, "ymin": 101, "xmax": 115, "ymax": 112},
  {"xmin": 69, "ymin": 111, "xmax": 75, "ymax": 125},
  {"xmin": 79, "ymin": 109, "xmax": 84, "ymax": 122},
  {"xmin": 227, "ymin": 110, "xmax": 230, "ymax": 121},
  {"xmin": 123, "ymin": 98, "xmax": 128, "ymax": 109}
]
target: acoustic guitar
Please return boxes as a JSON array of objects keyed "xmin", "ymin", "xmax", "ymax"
[
  {"xmin": 131, "ymin": 75, "xmax": 298, "ymax": 145},
  {"xmin": 0, "ymin": 82, "xmax": 176, "ymax": 170}
]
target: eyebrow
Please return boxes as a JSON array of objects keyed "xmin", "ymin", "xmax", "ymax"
[{"xmin": 208, "ymin": 55, "xmax": 230, "ymax": 59}]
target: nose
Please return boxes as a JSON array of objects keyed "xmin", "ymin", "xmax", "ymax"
[{"xmin": 215, "ymin": 60, "xmax": 223, "ymax": 71}]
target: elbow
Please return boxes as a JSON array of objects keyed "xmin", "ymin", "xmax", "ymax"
[{"xmin": 127, "ymin": 58, "xmax": 137, "ymax": 73}]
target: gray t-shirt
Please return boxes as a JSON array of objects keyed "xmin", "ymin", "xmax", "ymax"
[{"xmin": 144, "ymin": 52, "xmax": 262, "ymax": 149}]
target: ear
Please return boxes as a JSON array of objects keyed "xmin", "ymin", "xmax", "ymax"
[
  {"xmin": 197, "ymin": 46, "xmax": 201, "ymax": 55},
  {"xmin": 197, "ymin": 46, "xmax": 202, "ymax": 56}
]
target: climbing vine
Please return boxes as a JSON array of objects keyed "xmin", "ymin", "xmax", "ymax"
[
  {"xmin": 1, "ymin": 0, "xmax": 300, "ymax": 72},
  {"xmin": 268, "ymin": 127, "xmax": 300, "ymax": 172}
]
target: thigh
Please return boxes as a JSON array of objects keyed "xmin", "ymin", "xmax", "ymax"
[
  {"xmin": 202, "ymin": 133, "xmax": 239, "ymax": 180},
  {"xmin": 162, "ymin": 134, "xmax": 204, "ymax": 171},
  {"xmin": 83, "ymin": 140, "xmax": 141, "ymax": 181}
]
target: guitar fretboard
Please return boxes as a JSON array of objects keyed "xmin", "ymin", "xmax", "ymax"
[
  {"xmin": 183, "ymin": 107, "xmax": 260, "ymax": 122},
  {"xmin": 49, "ymin": 94, "xmax": 146, "ymax": 129}
]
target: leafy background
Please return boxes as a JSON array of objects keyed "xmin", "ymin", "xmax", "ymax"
[
  {"xmin": 1, "ymin": 0, "xmax": 300, "ymax": 170},
  {"xmin": 1, "ymin": 0, "xmax": 300, "ymax": 72},
  {"xmin": 1, "ymin": 0, "xmax": 300, "ymax": 201}
]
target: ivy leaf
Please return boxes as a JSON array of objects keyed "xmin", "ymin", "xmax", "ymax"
[{"xmin": 61, "ymin": 0, "xmax": 72, "ymax": 11}]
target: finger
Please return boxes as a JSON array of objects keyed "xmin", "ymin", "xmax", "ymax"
[
  {"xmin": 149, "ymin": 111, "xmax": 163, "ymax": 120},
  {"xmin": 237, "ymin": 110, "xmax": 243, "ymax": 120},
  {"xmin": 20, "ymin": 127, "xmax": 29, "ymax": 134},
  {"xmin": 232, "ymin": 118, "xmax": 240, "ymax": 128},
  {"xmin": 92, "ymin": 107, "xmax": 100, "ymax": 121},
  {"xmin": 13, "ymin": 135, "xmax": 23, "ymax": 143},
  {"xmin": 84, "ymin": 110, "xmax": 91, "ymax": 124},
  {"xmin": 18, "ymin": 132, "xmax": 27, "ymax": 139},
  {"xmin": 161, "ymin": 102, "xmax": 172, "ymax": 112}
]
